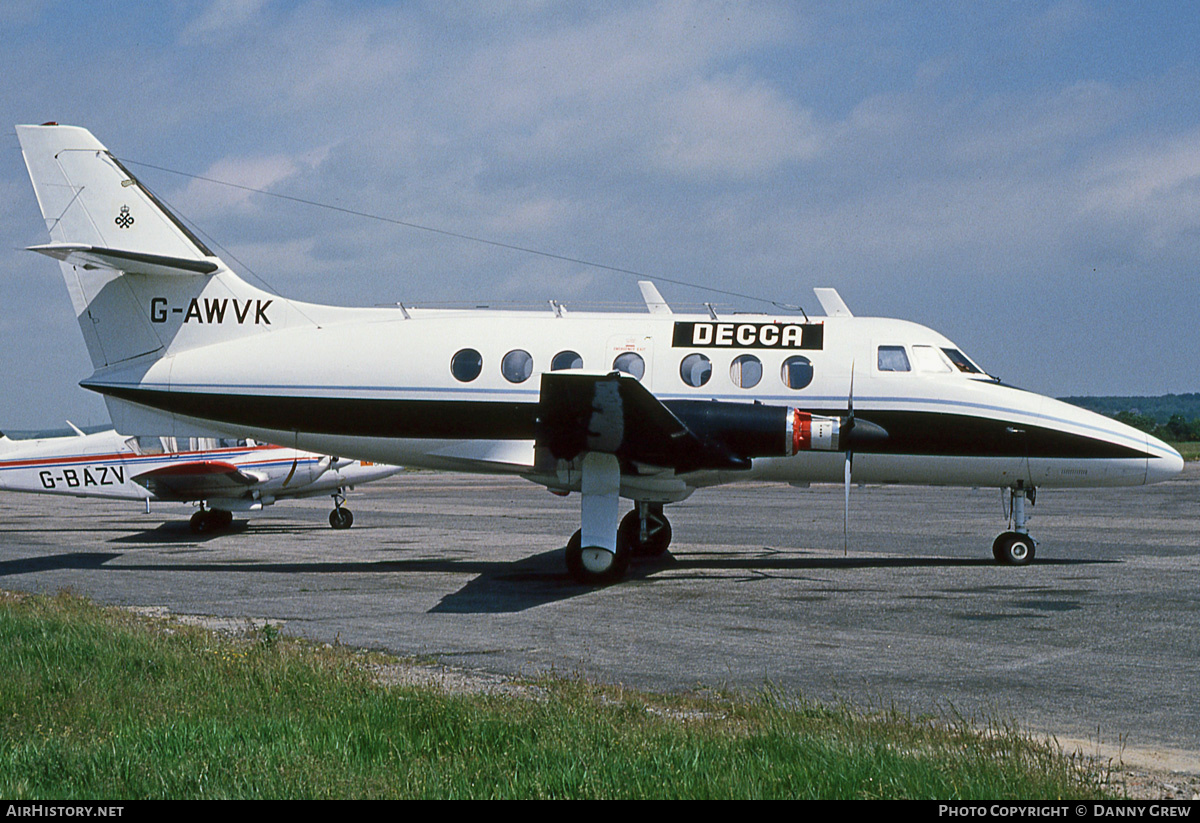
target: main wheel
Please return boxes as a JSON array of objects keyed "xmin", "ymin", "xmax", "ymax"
[
  {"xmin": 993, "ymin": 531, "xmax": 1035, "ymax": 565},
  {"xmin": 619, "ymin": 508, "xmax": 672, "ymax": 556},
  {"xmin": 565, "ymin": 529, "xmax": 631, "ymax": 585},
  {"xmin": 329, "ymin": 507, "xmax": 354, "ymax": 530},
  {"xmin": 189, "ymin": 510, "xmax": 210, "ymax": 534}
]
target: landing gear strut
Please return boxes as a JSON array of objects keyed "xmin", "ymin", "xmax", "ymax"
[
  {"xmin": 565, "ymin": 453, "xmax": 628, "ymax": 585},
  {"xmin": 994, "ymin": 484, "xmax": 1036, "ymax": 565},
  {"xmin": 328, "ymin": 491, "xmax": 353, "ymax": 530}
]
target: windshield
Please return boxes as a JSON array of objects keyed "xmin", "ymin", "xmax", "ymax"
[{"xmin": 940, "ymin": 347, "xmax": 986, "ymax": 375}]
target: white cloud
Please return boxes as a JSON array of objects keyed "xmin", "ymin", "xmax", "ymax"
[
  {"xmin": 650, "ymin": 74, "xmax": 823, "ymax": 178},
  {"xmin": 182, "ymin": 0, "xmax": 272, "ymax": 39}
]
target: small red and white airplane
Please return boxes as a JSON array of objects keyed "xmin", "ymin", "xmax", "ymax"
[
  {"xmin": 0, "ymin": 424, "xmax": 401, "ymax": 532},
  {"xmin": 12, "ymin": 124, "xmax": 1184, "ymax": 582}
]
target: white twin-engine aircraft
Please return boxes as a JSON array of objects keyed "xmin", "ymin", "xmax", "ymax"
[
  {"xmin": 15, "ymin": 124, "xmax": 1184, "ymax": 583},
  {"xmin": 0, "ymin": 425, "xmax": 401, "ymax": 532}
]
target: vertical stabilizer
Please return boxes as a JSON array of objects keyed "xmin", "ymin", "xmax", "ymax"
[
  {"xmin": 17, "ymin": 124, "xmax": 214, "ymax": 261},
  {"xmin": 17, "ymin": 124, "xmax": 310, "ymax": 373}
]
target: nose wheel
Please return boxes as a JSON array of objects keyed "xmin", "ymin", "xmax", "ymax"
[
  {"xmin": 993, "ymin": 531, "xmax": 1035, "ymax": 565},
  {"xmin": 329, "ymin": 492, "xmax": 353, "ymax": 529}
]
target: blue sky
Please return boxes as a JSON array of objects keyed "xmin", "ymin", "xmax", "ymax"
[{"xmin": 2, "ymin": 1, "xmax": 1199, "ymax": 429}]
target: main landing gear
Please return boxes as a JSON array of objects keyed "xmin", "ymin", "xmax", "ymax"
[
  {"xmin": 328, "ymin": 491, "xmax": 354, "ymax": 530},
  {"xmin": 620, "ymin": 502, "xmax": 672, "ymax": 557},
  {"xmin": 993, "ymin": 484, "xmax": 1036, "ymax": 565},
  {"xmin": 566, "ymin": 501, "xmax": 674, "ymax": 585},
  {"xmin": 189, "ymin": 507, "xmax": 233, "ymax": 534}
]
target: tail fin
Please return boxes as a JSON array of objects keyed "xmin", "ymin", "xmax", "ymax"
[
  {"xmin": 17, "ymin": 124, "xmax": 312, "ymax": 374},
  {"xmin": 17, "ymin": 124, "xmax": 217, "ymax": 263}
]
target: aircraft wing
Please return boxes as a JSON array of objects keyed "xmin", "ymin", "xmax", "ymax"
[
  {"xmin": 132, "ymin": 461, "xmax": 264, "ymax": 500},
  {"xmin": 536, "ymin": 372, "xmax": 752, "ymax": 472}
]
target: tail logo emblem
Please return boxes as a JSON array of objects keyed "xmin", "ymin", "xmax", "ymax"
[{"xmin": 114, "ymin": 205, "xmax": 134, "ymax": 229}]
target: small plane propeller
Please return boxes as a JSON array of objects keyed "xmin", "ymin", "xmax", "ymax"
[
  {"xmin": 843, "ymin": 364, "xmax": 855, "ymax": 554},
  {"xmin": 840, "ymin": 363, "xmax": 889, "ymax": 554}
]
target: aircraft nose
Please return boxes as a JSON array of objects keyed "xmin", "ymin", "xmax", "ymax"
[{"xmin": 1145, "ymin": 436, "xmax": 1184, "ymax": 484}]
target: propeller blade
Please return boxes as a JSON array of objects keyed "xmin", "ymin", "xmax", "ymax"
[
  {"xmin": 843, "ymin": 449, "xmax": 851, "ymax": 555},
  {"xmin": 843, "ymin": 360, "xmax": 855, "ymax": 556}
]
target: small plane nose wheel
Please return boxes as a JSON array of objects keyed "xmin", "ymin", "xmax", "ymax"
[
  {"xmin": 329, "ymin": 492, "xmax": 353, "ymax": 530},
  {"xmin": 993, "ymin": 485, "xmax": 1036, "ymax": 565}
]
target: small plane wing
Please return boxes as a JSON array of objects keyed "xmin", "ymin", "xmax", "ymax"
[{"xmin": 132, "ymin": 460, "xmax": 264, "ymax": 500}]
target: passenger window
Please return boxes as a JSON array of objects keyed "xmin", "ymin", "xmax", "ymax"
[
  {"xmin": 679, "ymin": 353, "xmax": 712, "ymax": 387},
  {"xmin": 911, "ymin": 345, "xmax": 952, "ymax": 373},
  {"xmin": 730, "ymin": 354, "xmax": 762, "ymax": 389},
  {"xmin": 451, "ymin": 348, "xmax": 483, "ymax": 382},
  {"xmin": 613, "ymin": 352, "xmax": 645, "ymax": 380},
  {"xmin": 877, "ymin": 346, "xmax": 911, "ymax": 372},
  {"xmin": 781, "ymin": 355, "xmax": 813, "ymax": 389},
  {"xmin": 551, "ymin": 350, "xmax": 583, "ymax": 371},
  {"xmin": 501, "ymin": 349, "xmax": 534, "ymax": 383}
]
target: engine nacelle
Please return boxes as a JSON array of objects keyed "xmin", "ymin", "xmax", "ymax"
[{"xmin": 785, "ymin": 410, "xmax": 842, "ymax": 454}]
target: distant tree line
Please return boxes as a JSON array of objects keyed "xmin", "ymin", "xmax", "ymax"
[
  {"xmin": 1060, "ymin": 394, "xmax": 1200, "ymax": 443},
  {"xmin": 1111, "ymin": 412, "xmax": 1200, "ymax": 443}
]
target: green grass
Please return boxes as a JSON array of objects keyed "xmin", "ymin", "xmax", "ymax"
[
  {"xmin": 0, "ymin": 590, "xmax": 1114, "ymax": 799},
  {"xmin": 1170, "ymin": 441, "xmax": 1200, "ymax": 461}
]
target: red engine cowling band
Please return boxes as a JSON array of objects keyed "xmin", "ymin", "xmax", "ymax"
[{"xmin": 786, "ymin": 410, "xmax": 842, "ymax": 455}]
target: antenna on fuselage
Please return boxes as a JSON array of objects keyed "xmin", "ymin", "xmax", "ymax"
[{"xmin": 815, "ymin": 288, "xmax": 853, "ymax": 317}]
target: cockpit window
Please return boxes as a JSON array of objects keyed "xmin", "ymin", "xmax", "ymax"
[
  {"xmin": 126, "ymin": 435, "xmax": 165, "ymax": 455},
  {"xmin": 911, "ymin": 345, "xmax": 952, "ymax": 373},
  {"xmin": 877, "ymin": 345, "xmax": 911, "ymax": 372},
  {"xmin": 941, "ymin": 347, "xmax": 983, "ymax": 374}
]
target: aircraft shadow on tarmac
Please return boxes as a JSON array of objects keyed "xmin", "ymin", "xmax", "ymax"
[
  {"xmin": 108, "ymin": 520, "xmax": 331, "ymax": 544},
  {"xmin": 0, "ymin": 541, "xmax": 1114, "ymax": 614}
]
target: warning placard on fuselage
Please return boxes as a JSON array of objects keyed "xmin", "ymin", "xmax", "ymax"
[{"xmin": 671, "ymin": 321, "xmax": 824, "ymax": 350}]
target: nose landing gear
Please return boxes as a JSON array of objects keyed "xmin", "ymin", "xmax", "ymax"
[
  {"xmin": 329, "ymin": 491, "xmax": 354, "ymax": 530},
  {"xmin": 994, "ymin": 484, "xmax": 1036, "ymax": 565}
]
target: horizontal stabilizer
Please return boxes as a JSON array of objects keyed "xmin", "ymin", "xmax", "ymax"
[
  {"xmin": 133, "ymin": 460, "xmax": 261, "ymax": 500},
  {"xmin": 28, "ymin": 244, "xmax": 220, "ymax": 277}
]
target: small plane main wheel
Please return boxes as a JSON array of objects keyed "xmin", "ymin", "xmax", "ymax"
[
  {"xmin": 189, "ymin": 511, "xmax": 210, "ymax": 534},
  {"xmin": 329, "ymin": 507, "xmax": 354, "ymax": 530},
  {"xmin": 993, "ymin": 531, "xmax": 1035, "ymax": 566},
  {"xmin": 619, "ymin": 508, "xmax": 672, "ymax": 556},
  {"xmin": 215, "ymin": 510, "xmax": 234, "ymax": 529},
  {"xmin": 565, "ymin": 529, "xmax": 631, "ymax": 585}
]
